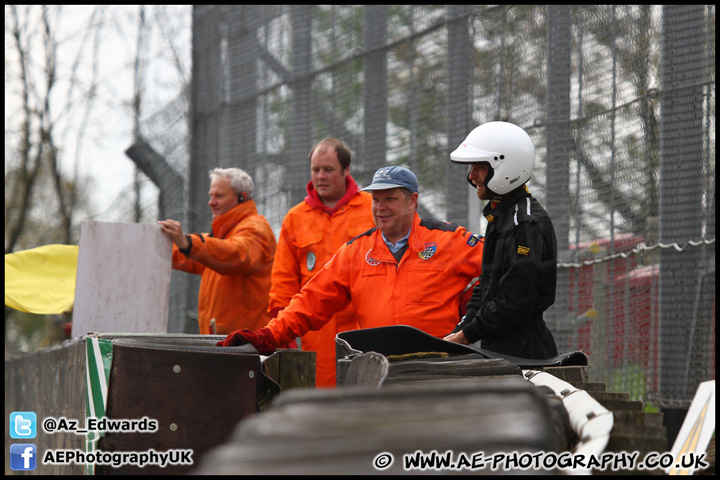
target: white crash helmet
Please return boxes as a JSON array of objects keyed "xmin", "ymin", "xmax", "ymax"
[{"xmin": 450, "ymin": 121, "xmax": 535, "ymax": 195}]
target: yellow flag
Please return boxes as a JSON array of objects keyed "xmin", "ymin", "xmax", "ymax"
[{"xmin": 4, "ymin": 244, "xmax": 79, "ymax": 314}]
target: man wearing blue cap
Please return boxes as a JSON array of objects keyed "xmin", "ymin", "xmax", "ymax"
[{"xmin": 217, "ymin": 165, "xmax": 485, "ymax": 360}]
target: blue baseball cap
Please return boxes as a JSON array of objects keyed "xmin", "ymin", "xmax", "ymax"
[{"xmin": 361, "ymin": 166, "xmax": 419, "ymax": 194}]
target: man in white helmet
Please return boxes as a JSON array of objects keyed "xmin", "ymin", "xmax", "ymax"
[{"xmin": 444, "ymin": 121, "xmax": 558, "ymax": 359}]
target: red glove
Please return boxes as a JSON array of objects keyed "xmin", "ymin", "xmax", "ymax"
[{"xmin": 216, "ymin": 327, "xmax": 277, "ymax": 355}]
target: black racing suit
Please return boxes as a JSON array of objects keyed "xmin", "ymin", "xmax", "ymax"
[{"xmin": 454, "ymin": 185, "xmax": 559, "ymax": 359}]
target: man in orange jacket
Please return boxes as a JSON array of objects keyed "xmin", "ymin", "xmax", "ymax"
[
  {"xmin": 218, "ymin": 166, "xmax": 484, "ymax": 359},
  {"xmin": 269, "ymin": 138, "xmax": 374, "ymax": 387},
  {"xmin": 158, "ymin": 167, "xmax": 276, "ymax": 335}
]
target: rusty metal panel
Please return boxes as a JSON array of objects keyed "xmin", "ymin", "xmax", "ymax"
[
  {"xmin": 96, "ymin": 343, "xmax": 258, "ymax": 475},
  {"xmin": 4, "ymin": 340, "xmax": 87, "ymax": 476},
  {"xmin": 5, "ymin": 334, "xmax": 315, "ymax": 475}
]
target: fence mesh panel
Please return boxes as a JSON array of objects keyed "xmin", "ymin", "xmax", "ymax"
[{"xmin": 144, "ymin": 5, "xmax": 714, "ymax": 408}]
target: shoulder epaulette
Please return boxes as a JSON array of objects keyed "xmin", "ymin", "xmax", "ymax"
[
  {"xmin": 348, "ymin": 227, "xmax": 377, "ymax": 245},
  {"xmin": 419, "ymin": 218, "xmax": 458, "ymax": 232},
  {"xmin": 511, "ymin": 196, "xmax": 534, "ymax": 226}
]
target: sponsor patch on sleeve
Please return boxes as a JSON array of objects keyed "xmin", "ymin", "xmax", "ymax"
[{"xmin": 467, "ymin": 234, "xmax": 482, "ymax": 247}]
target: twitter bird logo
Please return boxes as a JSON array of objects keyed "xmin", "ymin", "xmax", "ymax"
[{"xmin": 10, "ymin": 412, "xmax": 37, "ymax": 439}]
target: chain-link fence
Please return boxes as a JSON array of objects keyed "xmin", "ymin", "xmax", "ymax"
[
  {"xmin": 145, "ymin": 5, "xmax": 714, "ymax": 409},
  {"xmin": 130, "ymin": 92, "xmax": 191, "ymax": 335}
]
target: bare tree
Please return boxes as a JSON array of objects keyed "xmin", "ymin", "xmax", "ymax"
[
  {"xmin": 131, "ymin": 6, "xmax": 148, "ymax": 223},
  {"xmin": 6, "ymin": 5, "xmax": 46, "ymax": 253},
  {"xmin": 5, "ymin": 6, "xmax": 103, "ymax": 252},
  {"xmin": 4, "ymin": 5, "xmax": 192, "ymax": 338}
]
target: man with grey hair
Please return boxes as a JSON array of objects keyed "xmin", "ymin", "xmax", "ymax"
[
  {"xmin": 158, "ymin": 167, "xmax": 277, "ymax": 335},
  {"xmin": 217, "ymin": 166, "xmax": 485, "ymax": 358}
]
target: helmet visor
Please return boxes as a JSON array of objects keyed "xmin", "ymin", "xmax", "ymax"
[{"xmin": 450, "ymin": 144, "xmax": 503, "ymax": 167}]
